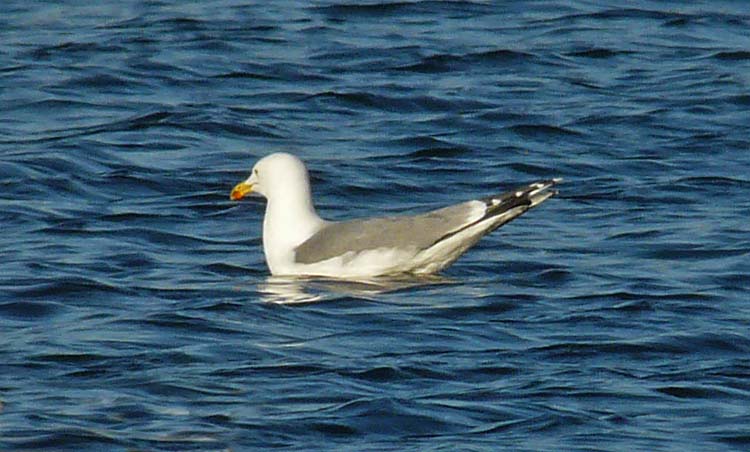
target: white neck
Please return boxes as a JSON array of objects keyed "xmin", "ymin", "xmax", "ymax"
[{"xmin": 261, "ymin": 182, "xmax": 325, "ymax": 274}]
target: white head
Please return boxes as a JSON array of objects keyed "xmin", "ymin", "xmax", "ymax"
[
  {"xmin": 230, "ymin": 152, "xmax": 314, "ymax": 208},
  {"xmin": 231, "ymin": 153, "xmax": 323, "ymax": 274}
]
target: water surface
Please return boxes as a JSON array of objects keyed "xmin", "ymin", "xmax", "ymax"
[{"xmin": 1, "ymin": 1, "xmax": 749, "ymax": 450}]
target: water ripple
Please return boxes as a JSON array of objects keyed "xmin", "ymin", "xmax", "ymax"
[{"xmin": 2, "ymin": 1, "xmax": 749, "ymax": 451}]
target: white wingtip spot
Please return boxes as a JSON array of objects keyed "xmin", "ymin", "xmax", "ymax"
[{"xmin": 515, "ymin": 191, "xmax": 523, "ymax": 197}]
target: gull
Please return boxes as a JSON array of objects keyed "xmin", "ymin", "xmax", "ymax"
[{"xmin": 230, "ymin": 153, "xmax": 558, "ymax": 278}]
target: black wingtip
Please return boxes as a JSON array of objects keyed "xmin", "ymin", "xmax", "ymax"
[{"xmin": 482, "ymin": 178, "xmax": 560, "ymax": 214}]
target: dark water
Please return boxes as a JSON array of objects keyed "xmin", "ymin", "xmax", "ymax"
[{"xmin": 2, "ymin": 1, "xmax": 750, "ymax": 450}]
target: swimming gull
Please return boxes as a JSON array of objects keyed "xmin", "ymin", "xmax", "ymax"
[{"xmin": 230, "ymin": 152, "xmax": 559, "ymax": 278}]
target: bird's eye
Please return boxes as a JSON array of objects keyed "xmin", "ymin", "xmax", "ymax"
[{"xmin": 254, "ymin": 169, "xmax": 259, "ymax": 176}]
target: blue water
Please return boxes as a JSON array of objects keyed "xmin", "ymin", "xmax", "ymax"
[{"xmin": 2, "ymin": 1, "xmax": 749, "ymax": 450}]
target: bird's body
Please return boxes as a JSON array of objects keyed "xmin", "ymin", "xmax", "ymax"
[{"xmin": 231, "ymin": 153, "xmax": 558, "ymax": 278}]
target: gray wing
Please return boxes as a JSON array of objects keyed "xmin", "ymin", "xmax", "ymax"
[
  {"xmin": 293, "ymin": 179, "xmax": 559, "ymax": 265},
  {"xmin": 294, "ymin": 201, "xmax": 481, "ymax": 264}
]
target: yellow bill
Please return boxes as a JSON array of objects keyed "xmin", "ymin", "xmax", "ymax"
[{"xmin": 230, "ymin": 181, "xmax": 253, "ymax": 200}]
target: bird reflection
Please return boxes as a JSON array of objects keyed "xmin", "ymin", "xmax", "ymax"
[{"xmin": 257, "ymin": 274, "xmax": 456, "ymax": 304}]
